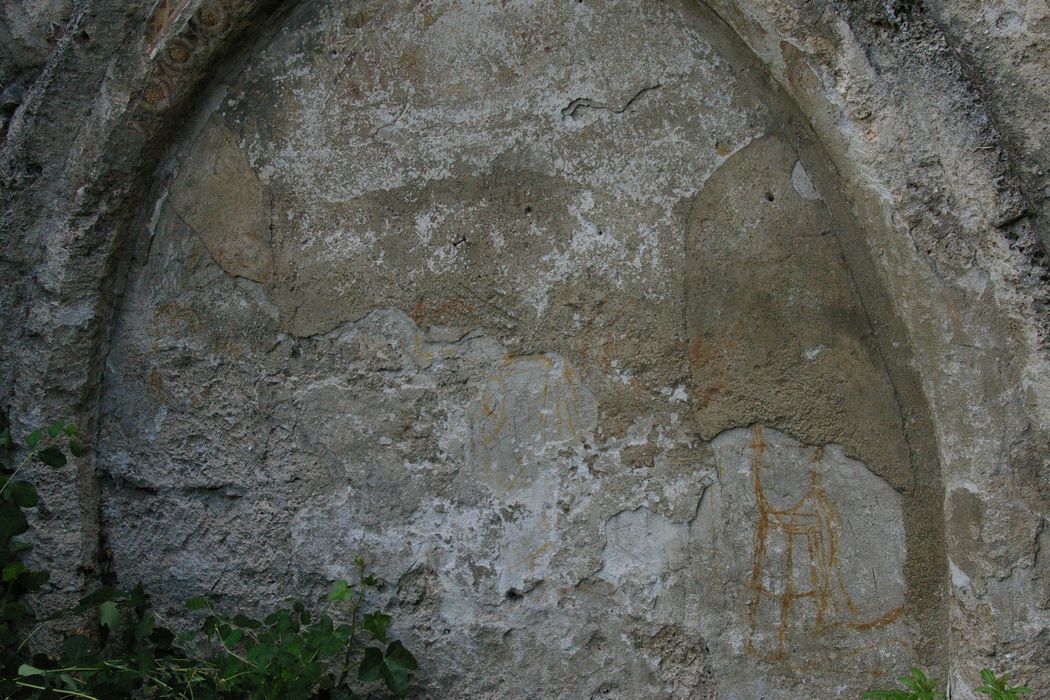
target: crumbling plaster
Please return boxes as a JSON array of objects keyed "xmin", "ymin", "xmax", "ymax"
[{"xmin": 0, "ymin": 0, "xmax": 1047, "ymax": 697}]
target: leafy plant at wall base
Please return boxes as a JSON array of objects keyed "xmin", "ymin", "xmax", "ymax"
[
  {"xmin": 863, "ymin": 668, "xmax": 946, "ymax": 699},
  {"xmin": 16, "ymin": 576, "xmax": 417, "ymax": 699},
  {"xmin": 0, "ymin": 417, "xmax": 418, "ymax": 699},
  {"xmin": 976, "ymin": 668, "xmax": 1031, "ymax": 699},
  {"xmin": 865, "ymin": 667, "xmax": 1032, "ymax": 700},
  {"xmin": 0, "ymin": 419, "xmax": 85, "ymax": 697},
  {"xmin": 176, "ymin": 560, "xmax": 417, "ymax": 699},
  {"xmin": 15, "ymin": 584, "xmax": 189, "ymax": 698}
]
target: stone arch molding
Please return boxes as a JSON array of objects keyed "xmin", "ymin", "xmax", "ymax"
[{"xmin": 2, "ymin": 0, "xmax": 1048, "ymax": 697}]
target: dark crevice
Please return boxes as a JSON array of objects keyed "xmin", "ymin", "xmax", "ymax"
[{"xmin": 561, "ymin": 84, "xmax": 662, "ymax": 121}]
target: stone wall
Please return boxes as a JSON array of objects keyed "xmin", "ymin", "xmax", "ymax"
[{"xmin": 2, "ymin": 0, "xmax": 1048, "ymax": 697}]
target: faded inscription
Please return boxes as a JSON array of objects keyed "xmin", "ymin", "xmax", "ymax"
[{"xmin": 470, "ymin": 354, "xmax": 596, "ymax": 491}]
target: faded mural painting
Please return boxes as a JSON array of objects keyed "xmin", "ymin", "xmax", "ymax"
[
  {"xmin": 98, "ymin": 0, "xmax": 938, "ymax": 696},
  {"xmin": 745, "ymin": 428, "xmax": 903, "ymax": 662},
  {"xmin": 707, "ymin": 427, "xmax": 908, "ymax": 671}
]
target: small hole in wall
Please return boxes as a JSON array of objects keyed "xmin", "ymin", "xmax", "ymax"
[
  {"xmin": 505, "ymin": 588, "xmax": 523, "ymax": 600},
  {"xmin": 764, "ymin": 191, "xmax": 776, "ymax": 202},
  {"xmin": 523, "ymin": 205, "xmax": 532, "ymax": 215}
]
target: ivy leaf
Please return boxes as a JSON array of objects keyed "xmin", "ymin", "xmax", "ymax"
[
  {"xmin": 46, "ymin": 422, "xmax": 64, "ymax": 438},
  {"xmin": 387, "ymin": 668, "xmax": 411, "ymax": 697},
  {"xmin": 61, "ymin": 635, "xmax": 93, "ymax": 663},
  {"xmin": 222, "ymin": 628, "xmax": 244, "ymax": 646},
  {"xmin": 0, "ymin": 501, "xmax": 29, "ymax": 541},
  {"xmin": 24, "ymin": 430, "xmax": 42, "ymax": 449},
  {"xmin": 129, "ymin": 582, "xmax": 147, "ymax": 610},
  {"xmin": 36, "ymin": 446, "xmax": 66, "ymax": 468},
  {"xmin": 2, "ymin": 562, "xmax": 27, "ymax": 582},
  {"xmin": 363, "ymin": 611, "xmax": 391, "ymax": 642},
  {"xmin": 359, "ymin": 642, "xmax": 414, "ymax": 696},
  {"xmin": 186, "ymin": 596, "xmax": 210, "ymax": 610},
  {"xmin": 99, "ymin": 600, "xmax": 120, "ymax": 630},
  {"xmin": 6, "ymin": 480, "xmax": 38, "ymax": 508},
  {"xmin": 328, "ymin": 579, "xmax": 353, "ymax": 602},
  {"xmin": 69, "ymin": 439, "xmax": 87, "ymax": 457},
  {"xmin": 17, "ymin": 664, "xmax": 45, "ymax": 677},
  {"xmin": 380, "ymin": 641, "xmax": 418, "ymax": 697},
  {"xmin": 63, "ymin": 424, "xmax": 77, "ymax": 437},
  {"xmin": 3, "ymin": 602, "xmax": 31, "ymax": 620},
  {"xmin": 385, "ymin": 640, "xmax": 418, "ymax": 672},
  {"xmin": 233, "ymin": 613, "xmax": 260, "ymax": 629},
  {"xmin": 358, "ymin": 646, "xmax": 385, "ymax": 683},
  {"xmin": 317, "ymin": 631, "xmax": 346, "ymax": 658},
  {"xmin": 133, "ymin": 614, "xmax": 155, "ymax": 641}
]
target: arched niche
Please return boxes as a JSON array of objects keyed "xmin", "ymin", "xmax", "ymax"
[{"xmin": 96, "ymin": 0, "xmax": 948, "ymax": 695}]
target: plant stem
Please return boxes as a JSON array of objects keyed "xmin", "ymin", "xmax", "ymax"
[
  {"xmin": 0, "ymin": 450, "xmax": 37, "ymax": 495},
  {"xmin": 15, "ymin": 680, "xmax": 100, "ymax": 699},
  {"xmin": 338, "ymin": 578, "xmax": 367, "ymax": 686}
]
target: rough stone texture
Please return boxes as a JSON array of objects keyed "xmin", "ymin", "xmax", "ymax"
[
  {"xmin": 926, "ymin": 0, "xmax": 1050, "ymax": 249},
  {"xmin": 0, "ymin": 0, "xmax": 72, "ymax": 137},
  {"xmin": 2, "ymin": 0, "xmax": 1049, "ymax": 697},
  {"xmin": 95, "ymin": 2, "xmax": 944, "ymax": 694}
]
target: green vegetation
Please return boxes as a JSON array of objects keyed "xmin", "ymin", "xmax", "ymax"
[
  {"xmin": 864, "ymin": 667, "xmax": 1030, "ymax": 699},
  {"xmin": 974, "ymin": 669, "xmax": 1032, "ymax": 700},
  {"xmin": 863, "ymin": 668, "xmax": 946, "ymax": 700},
  {"xmin": 0, "ymin": 417, "xmax": 417, "ymax": 699}
]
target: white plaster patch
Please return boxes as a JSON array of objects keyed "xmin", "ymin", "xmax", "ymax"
[
  {"xmin": 599, "ymin": 507, "xmax": 692, "ymax": 581},
  {"xmin": 791, "ymin": 160, "xmax": 822, "ymax": 201},
  {"xmin": 803, "ymin": 345, "xmax": 826, "ymax": 361},
  {"xmin": 950, "ymin": 559, "xmax": 972, "ymax": 589}
]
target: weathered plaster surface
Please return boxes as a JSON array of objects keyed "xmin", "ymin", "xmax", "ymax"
[
  {"xmin": 94, "ymin": 1, "xmax": 943, "ymax": 695},
  {"xmin": 2, "ymin": 0, "xmax": 1049, "ymax": 697}
]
